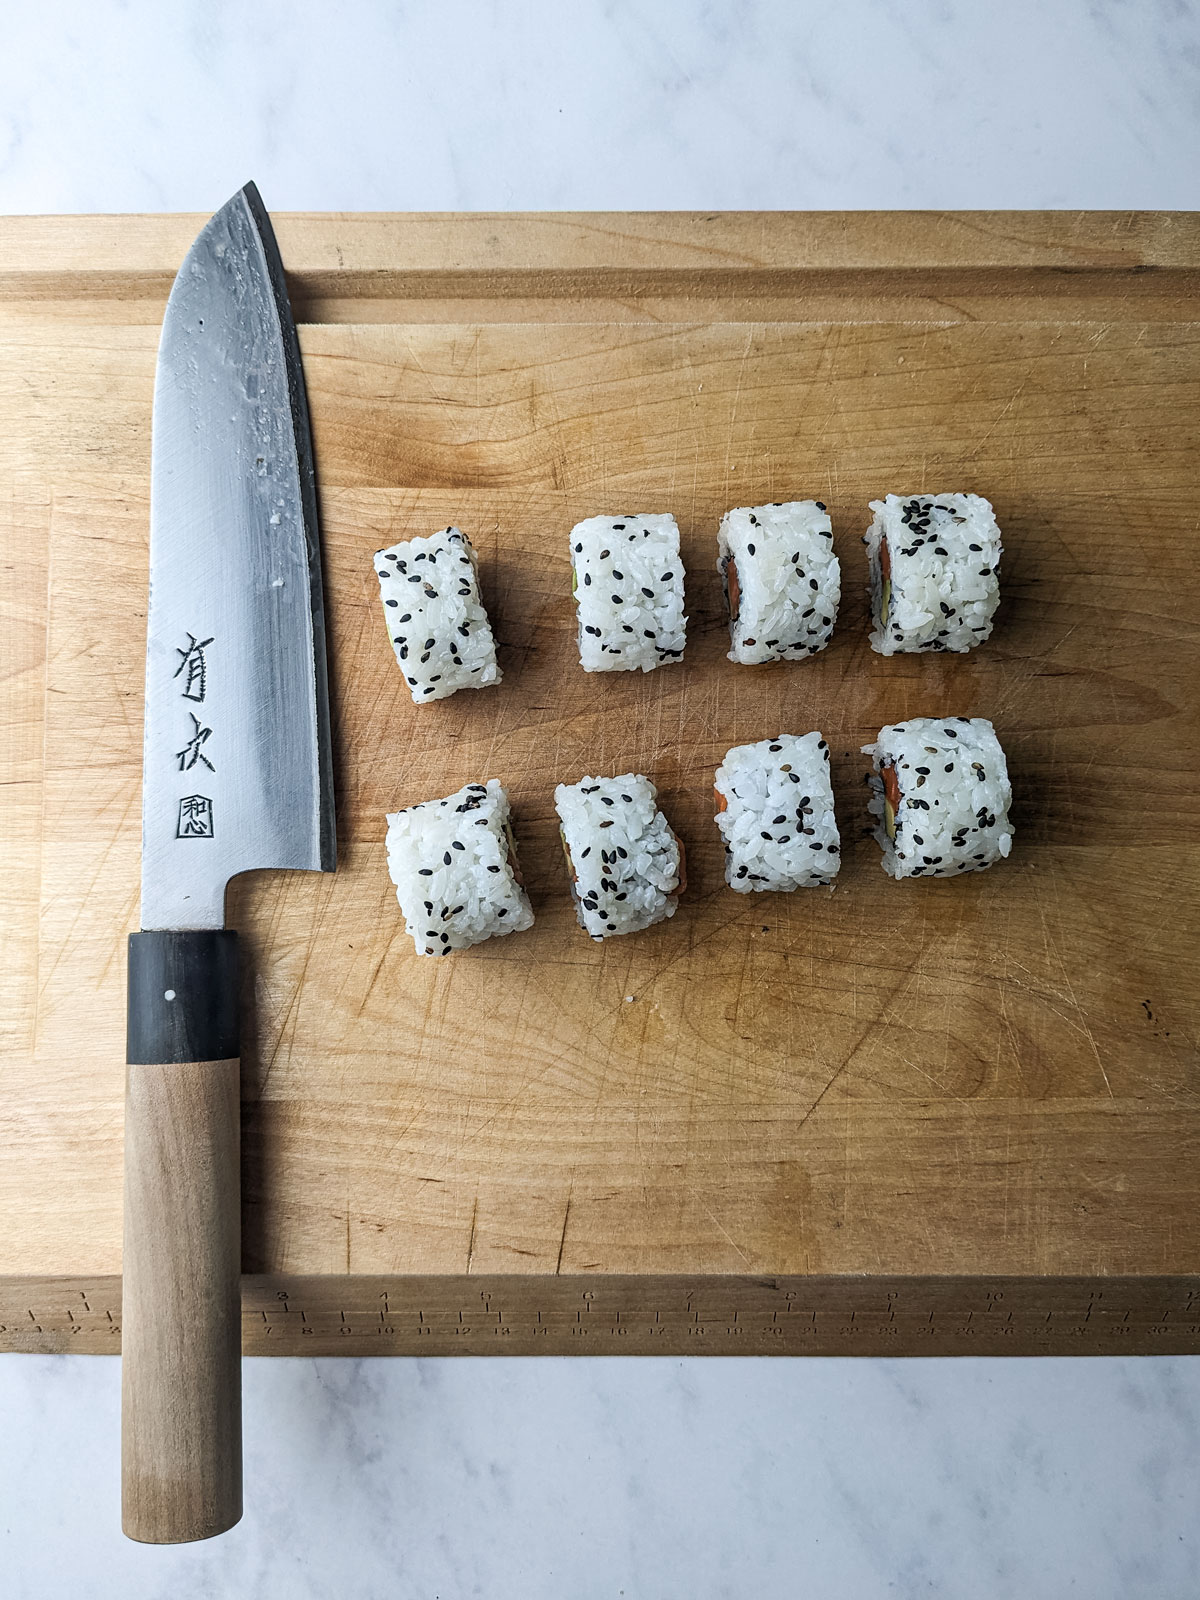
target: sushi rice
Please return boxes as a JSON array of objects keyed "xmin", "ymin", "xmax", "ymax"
[
  {"xmin": 555, "ymin": 774, "xmax": 682, "ymax": 938},
  {"xmin": 864, "ymin": 494, "xmax": 1001, "ymax": 655},
  {"xmin": 375, "ymin": 526, "xmax": 500, "ymax": 702},
  {"xmin": 714, "ymin": 733, "xmax": 840, "ymax": 890},
  {"xmin": 863, "ymin": 717, "xmax": 1013, "ymax": 878},
  {"xmin": 717, "ymin": 501, "xmax": 840, "ymax": 664},
  {"xmin": 570, "ymin": 514, "xmax": 686, "ymax": 672},
  {"xmin": 386, "ymin": 779, "xmax": 534, "ymax": 955}
]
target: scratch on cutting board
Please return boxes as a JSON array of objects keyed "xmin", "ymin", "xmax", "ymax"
[
  {"xmin": 555, "ymin": 1194, "xmax": 572, "ymax": 1275},
  {"xmin": 795, "ymin": 960, "xmax": 921, "ymax": 1136},
  {"xmin": 465, "ymin": 1197, "xmax": 479, "ymax": 1274},
  {"xmin": 686, "ymin": 1186, "xmax": 753, "ymax": 1270},
  {"xmin": 1034, "ymin": 873, "xmax": 1115, "ymax": 1099}
]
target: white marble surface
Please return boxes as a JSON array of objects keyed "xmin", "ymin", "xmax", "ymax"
[
  {"xmin": 4, "ymin": 0, "xmax": 1200, "ymax": 1593},
  {"xmin": 3, "ymin": 1353, "xmax": 1199, "ymax": 1598},
  {"xmin": 1, "ymin": 0, "xmax": 1198, "ymax": 212}
]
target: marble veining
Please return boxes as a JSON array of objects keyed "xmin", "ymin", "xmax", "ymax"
[
  {"xmin": 0, "ymin": 0, "xmax": 1198, "ymax": 212},
  {"xmin": 4, "ymin": 0, "xmax": 1200, "ymax": 1593},
  {"xmin": 2, "ymin": 1355, "xmax": 1199, "ymax": 1597}
]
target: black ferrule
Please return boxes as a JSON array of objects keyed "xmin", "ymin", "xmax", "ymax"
[{"xmin": 127, "ymin": 930, "xmax": 240, "ymax": 1064}]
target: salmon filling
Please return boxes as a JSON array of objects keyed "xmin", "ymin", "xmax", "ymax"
[
  {"xmin": 878, "ymin": 536, "xmax": 892, "ymax": 627},
  {"xmin": 724, "ymin": 557, "xmax": 740, "ymax": 622},
  {"xmin": 881, "ymin": 761, "xmax": 901, "ymax": 840}
]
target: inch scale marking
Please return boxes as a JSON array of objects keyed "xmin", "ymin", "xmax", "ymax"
[{"xmin": 3, "ymin": 1275, "xmax": 1200, "ymax": 1356}]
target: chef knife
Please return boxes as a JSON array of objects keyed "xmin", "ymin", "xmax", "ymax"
[{"xmin": 123, "ymin": 183, "xmax": 335, "ymax": 1543}]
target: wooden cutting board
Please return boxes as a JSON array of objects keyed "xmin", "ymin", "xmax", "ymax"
[{"xmin": 3, "ymin": 212, "xmax": 1199, "ymax": 1357}]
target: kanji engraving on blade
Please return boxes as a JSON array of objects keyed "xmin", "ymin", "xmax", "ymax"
[
  {"xmin": 176, "ymin": 795, "xmax": 214, "ymax": 838},
  {"xmin": 176, "ymin": 711, "xmax": 215, "ymax": 772},
  {"xmin": 173, "ymin": 632, "xmax": 213, "ymax": 701}
]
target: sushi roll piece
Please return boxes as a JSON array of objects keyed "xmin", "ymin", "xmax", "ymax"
[
  {"xmin": 385, "ymin": 779, "xmax": 534, "ymax": 955},
  {"xmin": 865, "ymin": 493, "xmax": 1002, "ymax": 655},
  {"xmin": 714, "ymin": 733, "xmax": 840, "ymax": 890},
  {"xmin": 862, "ymin": 717, "xmax": 1014, "ymax": 879},
  {"xmin": 375, "ymin": 526, "xmax": 500, "ymax": 702},
  {"xmin": 717, "ymin": 501, "xmax": 839, "ymax": 663},
  {"xmin": 570, "ymin": 514, "xmax": 686, "ymax": 672},
  {"xmin": 555, "ymin": 774, "xmax": 683, "ymax": 939}
]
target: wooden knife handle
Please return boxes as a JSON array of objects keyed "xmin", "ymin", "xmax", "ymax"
[{"xmin": 122, "ymin": 930, "xmax": 242, "ymax": 1543}]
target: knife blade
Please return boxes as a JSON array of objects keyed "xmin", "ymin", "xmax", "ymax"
[{"xmin": 122, "ymin": 184, "xmax": 335, "ymax": 1545}]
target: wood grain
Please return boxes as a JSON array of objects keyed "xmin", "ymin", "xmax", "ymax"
[
  {"xmin": 2, "ymin": 212, "xmax": 1198, "ymax": 1353},
  {"xmin": 121, "ymin": 1059, "xmax": 241, "ymax": 1542}
]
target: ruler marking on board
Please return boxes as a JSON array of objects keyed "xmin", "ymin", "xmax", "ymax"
[{"xmin": 3, "ymin": 1276, "xmax": 1200, "ymax": 1355}]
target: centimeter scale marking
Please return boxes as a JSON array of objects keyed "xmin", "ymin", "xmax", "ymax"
[{"xmin": 3, "ymin": 1276, "xmax": 1200, "ymax": 1356}]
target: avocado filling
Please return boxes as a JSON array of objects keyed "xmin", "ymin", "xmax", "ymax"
[{"xmin": 878, "ymin": 536, "xmax": 892, "ymax": 628}]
